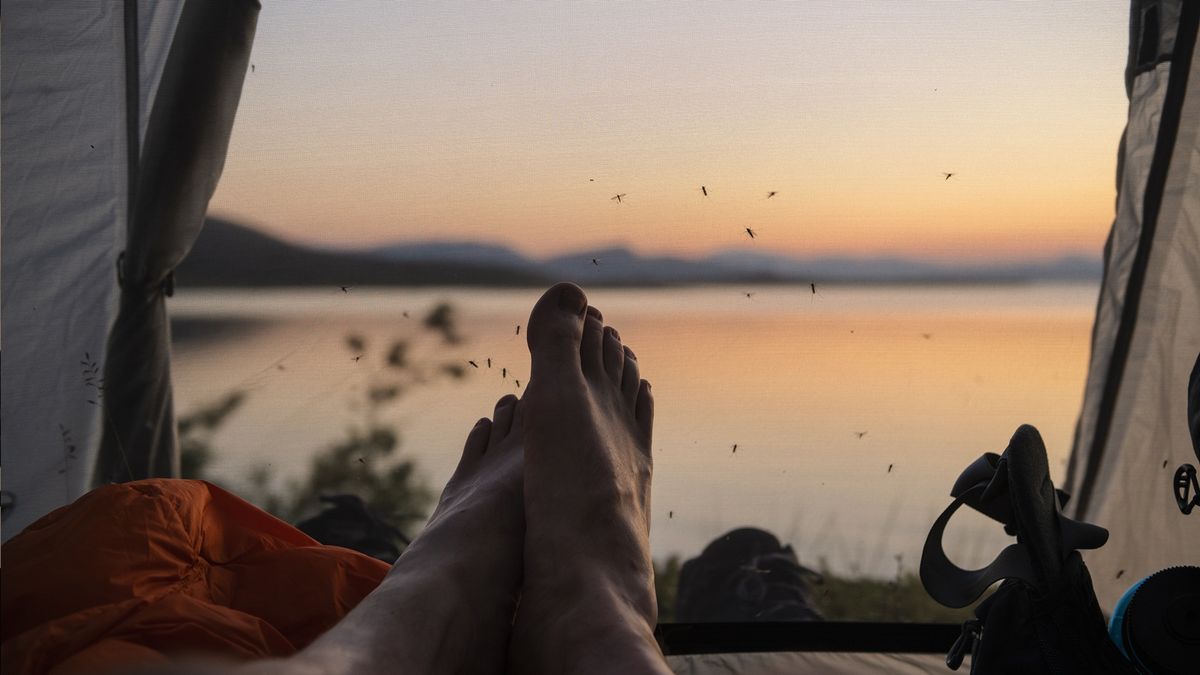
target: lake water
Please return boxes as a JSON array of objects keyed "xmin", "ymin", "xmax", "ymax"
[{"xmin": 170, "ymin": 283, "xmax": 1097, "ymax": 579}]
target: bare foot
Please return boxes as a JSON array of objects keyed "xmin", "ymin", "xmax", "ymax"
[
  {"xmin": 257, "ymin": 396, "xmax": 525, "ymax": 675},
  {"xmin": 510, "ymin": 283, "xmax": 669, "ymax": 674}
]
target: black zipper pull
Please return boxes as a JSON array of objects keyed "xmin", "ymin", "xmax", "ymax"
[{"xmin": 946, "ymin": 618, "xmax": 981, "ymax": 671}]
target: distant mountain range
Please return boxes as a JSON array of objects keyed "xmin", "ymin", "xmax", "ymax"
[{"xmin": 176, "ymin": 218, "xmax": 1102, "ymax": 288}]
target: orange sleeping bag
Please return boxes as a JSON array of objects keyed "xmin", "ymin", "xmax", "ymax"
[{"xmin": 1, "ymin": 479, "xmax": 390, "ymax": 675}]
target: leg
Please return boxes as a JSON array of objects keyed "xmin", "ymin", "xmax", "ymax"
[
  {"xmin": 242, "ymin": 396, "xmax": 526, "ymax": 675},
  {"xmin": 510, "ymin": 283, "xmax": 670, "ymax": 674}
]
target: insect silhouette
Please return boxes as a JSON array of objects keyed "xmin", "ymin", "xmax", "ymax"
[
  {"xmin": 700, "ymin": 185, "xmax": 708, "ymax": 197},
  {"xmin": 1164, "ymin": 459, "xmax": 1170, "ymax": 468},
  {"xmin": 732, "ymin": 444, "xmax": 738, "ymax": 454},
  {"xmin": 921, "ymin": 333, "xmax": 933, "ymax": 340},
  {"xmin": 340, "ymin": 286, "xmax": 352, "ymax": 293},
  {"xmin": 403, "ymin": 311, "xmax": 410, "ymax": 318},
  {"xmin": 357, "ymin": 457, "xmax": 365, "ymax": 464},
  {"xmin": 1116, "ymin": 569, "xmax": 1125, "ymax": 579},
  {"xmin": 766, "ymin": 191, "xmax": 777, "ymax": 199},
  {"xmin": 810, "ymin": 282, "xmax": 818, "ymax": 296},
  {"xmin": 611, "ymin": 194, "xmax": 626, "ymax": 204},
  {"xmin": 669, "ymin": 511, "xmax": 674, "ymax": 519},
  {"xmin": 516, "ymin": 324, "xmax": 521, "ymax": 336},
  {"xmin": 744, "ymin": 292, "xmax": 755, "ymax": 299},
  {"xmin": 251, "ymin": 64, "xmax": 255, "ymax": 73},
  {"xmin": 589, "ymin": 178, "xmax": 595, "ymax": 182},
  {"xmin": 745, "ymin": 227, "xmax": 757, "ymax": 239},
  {"xmin": 592, "ymin": 258, "xmax": 601, "ymax": 267},
  {"xmin": 887, "ymin": 464, "xmax": 894, "ymax": 473},
  {"xmin": 353, "ymin": 355, "xmax": 362, "ymax": 362},
  {"xmin": 942, "ymin": 172, "xmax": 955, "ymax": 181},
  {"xmin": 487, "ymin": 358, "xmax": 492, "ymax": 368},
  {"xmin": 502, "ymin": 367, "xmax": 508, "ymax": 379},
  {"xmin": 468, "ymin": 360, "xmax": 479, "ymax": 368},
  {"xmin": 515, "ymin": 379, "xmax": 521, "ymax": 389},
  {"xmin": 855, "ymin": 431, "xmax": 868, "ymax": 439}
]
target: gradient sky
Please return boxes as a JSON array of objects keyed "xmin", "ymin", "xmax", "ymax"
[{"xmin": 209, "ymin": 1, "xmax": 1131, "ymax": 261}]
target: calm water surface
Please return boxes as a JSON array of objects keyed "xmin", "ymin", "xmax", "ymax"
[{"xmin": 171, "ymin": 283, "xmax": 1097, "ymax": 578}]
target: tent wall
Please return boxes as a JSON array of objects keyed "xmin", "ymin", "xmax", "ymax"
[
  {"xmin": 95, "ymin": 0, "xmax": 258, "ymax": 484},
  {"xmin": 1064, "ymin": 0, "xmax": 1200, "ymax": 609},
  {"xmin": 1, "ymin": 2, "xmax": 178, "ymax": 540},
  {"xmin": 1, "ymin": 1, "xmax": 255, "ymax": 540}
]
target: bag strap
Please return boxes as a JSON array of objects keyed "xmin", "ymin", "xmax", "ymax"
[{"xmin": 921, "ymin": 450, "xmax": 1109, "ymax": 608}]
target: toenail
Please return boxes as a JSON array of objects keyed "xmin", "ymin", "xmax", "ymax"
[
  {"xmin": 612, "ymin": 328, "xmax": 622, "ymax": 341},
  {"xmin": 587, "ymin": 306, "xmax": 603, "ymax": 321},
  {"xmin": 557, "ymin": 285, "xmax": 587, "ymax": 315}
]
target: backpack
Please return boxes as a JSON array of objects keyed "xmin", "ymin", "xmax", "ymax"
[{"xmin": 920, "ymin": 425, "xmax": 1137, "ymax": 674}]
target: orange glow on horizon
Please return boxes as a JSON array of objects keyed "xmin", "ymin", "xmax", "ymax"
[{"xmin": 209, "ymin": 1, "xmax": 1127, "ymax": 263}]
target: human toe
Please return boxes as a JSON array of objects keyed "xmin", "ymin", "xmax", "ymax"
[
  {"xmin": 621, "ymin": 346, "xmax": 640, "ymax": 406},
  {"xmin": 603, "ymin": 326, "xmax": 625, "ymax": 384},
  {"xmin": 526, "ymin": 283, "xmax": 588, "ymax": 374},
  {"xmin": 489, "ymin": 394, "xmax": 519, "ymax": 446},
  {"xmin": 580, "ymin": 306, "xmax": 606, "ymax": 375}
]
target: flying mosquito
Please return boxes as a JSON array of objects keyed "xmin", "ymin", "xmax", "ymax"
[
  {"xmin": 921, "ymin": 333, "xmax": 933, "ymax": 340},
  {"xmin": 855, "ymin": 431, "xmax": 868, "ymax": 439},
  {"xmin": 468, "ymin": 360, "xmax": 479, "ymax": 368},
  {"xmin": 942, "ymin": 172, "xmax": 955, "ymax": 181},
  {"xmin": 339, "ymin": 286, "xmax": 352, "ymax": 293},
  {"xmin": 611, "ymin": 193, "xmax": 627, "ymax": 204},
  {"xmin": 515, "ymin": 324, "xmax": 521, "ymax": 336},
  {"xmin": 592, "ymin": 258, "xmax": 601, "ymax": 267},
  {"xmin": 810, "ymin": 282, "xmax": 819, "ymax": 296},
  {"xmin": 502, "ymin": 367, "xmax": 508, "ymax": 379},
  {"xmin": 766, "ymin": 191, "xmax": 777, "ymax": 199},
  {"xmin": 669, "ymin": 511, "xmax": 674, "ymax": 519},
  {"xmin": 745, "ymin": 227, "xmax": 757, "ymax": 239},
  {"xmin": 403, "ymin": 311, "xmax": 410, "ymax": 319},
  {"xmin": 353, "ymin": 355, "xmax": 362, "ymax": 362},
  {"xmin": 744, "ymin": 292, "xmax": 755, "ymax": 299},
  {"xmin": 700, "ymin": 185, "xmax": 708, "ymax": 197},
  {"xmin": 515, "ymin": 379, "xmax": 521, "ymax": 389},
  {"xmin": 732, "ymin": 444, "xmax": 739, "ymax": 454},
  {"xmin": 487, "ymin": 358, "xmax": 492, "ymax": 368},
  {"xmin": 887, "ymin": 464, "xmax": 894, "ymax": 473}
]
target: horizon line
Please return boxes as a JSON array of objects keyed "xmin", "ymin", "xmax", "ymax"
[{"xmin": 208, "ymin": 212, "xmax": 1104, "ymax": 265}]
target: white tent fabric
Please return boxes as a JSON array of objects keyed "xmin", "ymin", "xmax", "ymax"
[
  {"xmin": 1, "ymin": 1, "xmax": 185, "ymax": 542},
  {"xmin": 1064, "ymin": 0, "xmax": 1200, "ymax": 610}
]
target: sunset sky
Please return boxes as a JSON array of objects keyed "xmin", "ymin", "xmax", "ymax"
[{"xmin": 210, "ymin": 1, "xmax": 1131, "ymax": 262}]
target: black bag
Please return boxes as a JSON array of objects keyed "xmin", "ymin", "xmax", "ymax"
[{"xmin": 920, "ymin": 425, "xmax": 1136, "ymax": 674}]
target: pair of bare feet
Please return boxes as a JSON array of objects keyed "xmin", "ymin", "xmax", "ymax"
[{"xmin": 254, "ymin": 283, "xmax": 670, "ymax": 675}]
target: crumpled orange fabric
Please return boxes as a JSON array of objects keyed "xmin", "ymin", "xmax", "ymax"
[{"xmin": 1, "ymin": 479, "xmax": 391, "ymax": 675}]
